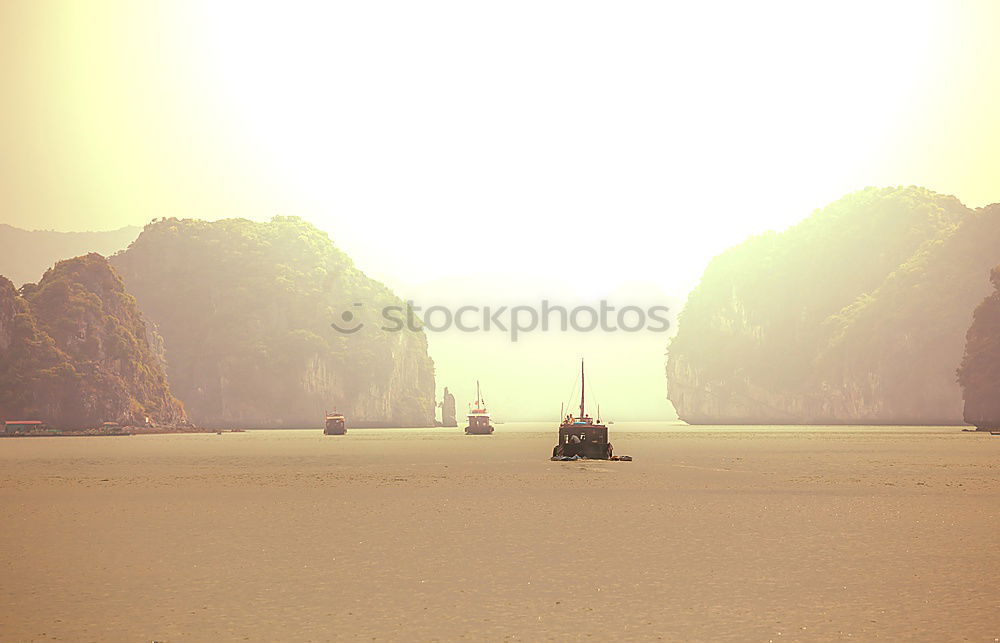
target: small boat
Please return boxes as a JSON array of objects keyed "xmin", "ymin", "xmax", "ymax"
[
  {"xmin": 324, "ymin": 410, "xmax": 347, "ymax": 435},
  {"xmin": 552, "ymin": 360, "xmax": 612, "ymax": 459},
  {"xmin": 465, "ymin": 381, "xmax": 494, "ymax": 435}
]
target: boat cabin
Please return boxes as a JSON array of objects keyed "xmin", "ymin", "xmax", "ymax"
[
  {"xmin": 466, "ymin": 409, "xmax": 493, "ymax": 434},
  {"xmin": 555, "ymin": 417, "xmax": 612, "ymax": 459},
  {"xmin": 324, "ymin": 412, "xmax": 346, "ymax": 435}
]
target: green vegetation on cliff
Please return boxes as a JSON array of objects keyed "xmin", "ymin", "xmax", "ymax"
[
  {"xmin": 111, "ymin": 216, "xmax": 436, "ymax": 427},
  {"xmin": 957, "ymin": 264, "xmax": 1000, "ymax": 430},
  {"xmin": 0, "ymin": 253, "xmax": 186, "ymax": 428},
  {"xmin": 668, "ymin": 187, "xmax": 1000, "ymax": 424}
]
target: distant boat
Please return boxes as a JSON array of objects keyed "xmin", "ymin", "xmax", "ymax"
[
  {"xmin": 324, "ymin": 410, "xmax": 347, "ymax": 435},
  {"xmin": 465, "ymin": 381, "xmax": 494, "ymax": 435},
  {"xmin": 552, "ymin": 360, "xmax": 613, "ymax": 459}
]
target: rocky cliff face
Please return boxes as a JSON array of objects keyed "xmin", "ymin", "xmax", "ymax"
[
  {"xmin": 110, "ymin": 216, "xmax": 436, "ymax": 428},
  {"xmin": 0, "ymin": 277, "xmax": 18, "ymax": 353},
  {"xmin": 0, "ymin": 254, "xmax": 186, "ymax": 428},
  {"xmin": 440, "ymin": 387, "xmax": 457, "ymax": 427},
  {"xmin": 668, "ymin": 187, "xmax": 1000, "ymax": 424},
  {"xmin": 958, "ymin": 264, "xmax": 1000, "ymax": 430}
]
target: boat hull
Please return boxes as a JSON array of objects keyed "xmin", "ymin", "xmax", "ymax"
[
  {"xmin": 553, "ymin": 422, "xmax": 612, "ymax": 459},
  {"xmin": 552, "ymin": 442, "xmax": 612, "ymax": 459},
  {"xmin": 324, "ymin": 418, "xmax": 347, "ymax": 435}
]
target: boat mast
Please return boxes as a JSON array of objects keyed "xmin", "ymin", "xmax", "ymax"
[
  {"xmin": 476, "ymin": 380, "xmax": 481, "ymax": 409},
  {"xmin": 579, "ymin": 359, "xmax": 586, "ymax": 420}
]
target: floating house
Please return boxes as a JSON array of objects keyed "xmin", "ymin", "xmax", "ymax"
[{"xmin": 3, "ymin": 420, "xmax": 46, "ymax": 435}]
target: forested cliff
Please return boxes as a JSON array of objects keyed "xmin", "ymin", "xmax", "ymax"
[
  {"xmin": 958, "ymin": 264, "xmax": 1000, "ymax": 430},
  {"xmin": 111, "ymin": 216, "xmax": 436, "ymax": 427},
  {"xmin": 668, "ymin": 187, "xmax": 1000, "ymax": 424},
  {"xmin": 0, "ymin": 254, "xmax": 186, "ymax": 428}
]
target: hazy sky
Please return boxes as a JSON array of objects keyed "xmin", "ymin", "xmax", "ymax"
[
  {"xmin": 2, "ymin": 0, "xmax": 998, "ymax": 296},
  {"xmin": 2, "ymin": 1, "xmax": 999, "ymax": 419}
]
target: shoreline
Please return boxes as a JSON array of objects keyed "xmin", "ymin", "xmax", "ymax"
[
  {"xmin": 2, "ymin": 423, "xmax": 991, "ymax": 437},
  {"xmin": 0, "ymin": 427, "xmax": 242, "ymax": 438}
]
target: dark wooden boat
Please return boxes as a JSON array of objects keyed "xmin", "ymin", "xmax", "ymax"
[
  {"xmin": 552, "ymin": 360, "xmax": 612, "ymax": 459},
  {"xmin": 465, "ymin": 381, "xmax": 494, "ymax": 435},
  {"xmin": 324, "ymin": 411, "xmax": 347, "ymax": 435}
]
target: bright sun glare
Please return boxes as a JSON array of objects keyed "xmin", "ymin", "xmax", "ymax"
[{"xmin": 186, "ymin": 1, "xmax": 944, "ymax": 295}]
